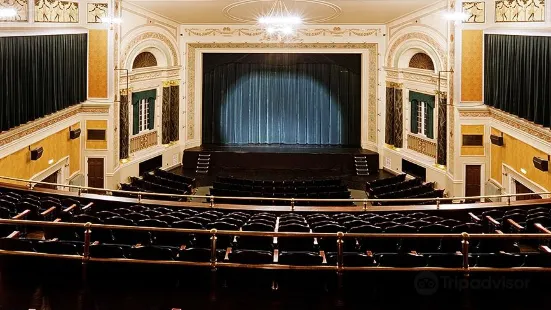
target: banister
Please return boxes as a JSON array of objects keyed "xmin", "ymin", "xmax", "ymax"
[{"xmin": 535, "ymin": 223, "xmax": 551, "ymax": 234}]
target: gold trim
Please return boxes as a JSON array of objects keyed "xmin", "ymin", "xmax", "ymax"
[
  {"xmin": 407, "ymin": 134, "xmax": 437, "ymax": 158},
  {"xmin": 184, "ymin": 27, "xmax": 380, "ymax": 38},
  {"xmin": 120, "ymin": 88, "xmax": 133, "ymax": 95},
  {"xmin": 163, "ymin": 80, "xmax": 180, "ymax": 87},
  {"xmin": 186, "ymin": 42, "xmax": 378, "ymax": 143},
  {"xmin": 386, "ymin": 81, "xmax": 403, "ymax": 88}
]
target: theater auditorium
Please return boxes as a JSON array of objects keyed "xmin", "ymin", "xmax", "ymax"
[{"xmin": 0, "ymin": 0, "xmax": 550, "ymax": 308}]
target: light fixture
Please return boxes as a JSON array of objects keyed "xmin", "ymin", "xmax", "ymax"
[
  {"xmin": 257, "ymin": 0, "xmax": 302, "ymax": 41},
  {"xmin": 0, "ymin": 8, "xmax": 17, "ymax": 18},
  {"xmin": 48, "ymin": 159, "xmax": 54, "ymax": 165},
  {"xmin": 521, "ymin": 168, "xmax": 527, "ymax": 175},
  {"xmin": 443, "ymin": 11, "xmax": 469, "ymax": 22}
]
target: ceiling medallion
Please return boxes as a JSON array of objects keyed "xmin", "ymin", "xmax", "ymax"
[{"xmin": 222, "ymin": 0, "xmax": 342, "ymax": 24}]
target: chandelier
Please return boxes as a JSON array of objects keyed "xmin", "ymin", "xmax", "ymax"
[{"xmin": 258, "ymin": 0, "xmax": 302, "ymax": 40}]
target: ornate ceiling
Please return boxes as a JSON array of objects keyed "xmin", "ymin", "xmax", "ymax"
[{"xmin": 127, "ymin": 0, "xmax": 441, "ymax": 24}]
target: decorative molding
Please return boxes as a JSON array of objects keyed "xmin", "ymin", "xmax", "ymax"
[
  {"xmin": 0, "ymin": 104, "xmax": 109, "ymax": 147},
  {"xmin": 130, "ymin": 131, "xmax": 158, "ymax": 153},
  {"xmin": 184, "ymin": 27, "xmax": 380, "ymax": 38},
  {"xmin": 386, "ymin": 32, "xmax": 447, "ymax": 69},
  {"xmin": 407, "ymin": 134, "xmax": 437, "ymax": 158},
  {"xmin": 121, "ymin": 67, "xmax": 180, "ymax": 85},
  {"xmin": 385, "ymin": 68, "xmax": 445, "ymax": 88},
  {"xmin": 0, "ymin": 0, "xmax": 28, "ymax": 22},
  {"xmin": 186, "ymin": 42, "xmax": 378, "ymax": 143},
  {"xmin": 460, "ymin": 107, "xmax": 551, "ymax": 143},
  {"xmin": 462, "ymin": 1, "xmax": 485, "ymax": 23},
  {"xmin": 120, "ymin": 88, "xmax": 133, "ymax": 96},
  {"xmin": 87, "ymin": 3, "xmax": 108, "ymax": 23},
  {"xmin": 121, "ymin": 32, "xmax": 179, "ymax": 67},
  {"xmin": 35, "ymin": 0, "xmax": 78, "ymax": 23},
  {"xmin": 495, "ymin": 0, "xmax": 545, "ymax": 23}
]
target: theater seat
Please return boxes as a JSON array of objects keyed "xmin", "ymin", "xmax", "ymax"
[
  {"xmin": 229, "ymin": 249, "xmax": 273, "ymax": 264},
  {"xmin": 524, "ymin": 253, "xmax": 551, "ymax": 267},
  {"xmin": 427, "ymin": 253, "xmax": 469, "ymax": 268},
  {"xmin": 89, "ymin": 244, "xmax": 129, "ymax": 258},
  {"xmin": 376, "ymin": 253, "xmax": 427, "ymax": 267},
  {"xmin": 325, "ymin": 252, "xmax": 376, "ymax": 267},
  {"xmin": 475, "ymin": 253, "xmax": 525, "ymax": 268},
  {"xmin": 129, "ymin": 246, "xmax": 175, "ymax": 260},
  {"xmin": 177, "ymin": 247, "xmax": 225, "ymax": 262},
  {"xmin": 278, "ymin": 251, "xmax": 323, "ymax": 265},
  {"xmin": 35, "ymin": 241, "xmax": 81, "ymax": 255},
  {"xmin": 0, "ymin": 238, "xmax": 35, "ymax": 252}
]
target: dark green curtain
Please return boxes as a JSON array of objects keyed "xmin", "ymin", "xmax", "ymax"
[
  {"xmin": 132, "ymin": 89, "xmax": 156, "ymax": 135},
  {"xmin": 484, "ymin": 34, "xmax": 551, "ymax": 127},
  {"xmin": 202, "ymin": 54, "xmax": 361, "ymax": 146},
  {"xmin": 0, "ymin": 34, "xmax": 87, "ymax": 131},
  {"xmin": 410, "ymin": 91, "xmax": 435, "ymax": 139}
]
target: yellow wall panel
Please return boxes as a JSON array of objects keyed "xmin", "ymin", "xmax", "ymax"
[
  {"xmin": 461, "ymin": 30, "xmax": 483, "ymax": 102},
  {"xmin": 460, "ymin": 125, "xmax": 485, "ymax": 156},
  {"xmin": 88, "ymin": 29, "xmax": 108, "ymax": 98},
  {"xmin": 0, "ymin": 123, "xmax": 81, "ymax": 186},
  {"xmin": 490, "ymin": 128, "xmax": 551, "ymax": 190},
  {"xmin": 85, "ymin": 120, "xmax": 108, "ymax": 150}
]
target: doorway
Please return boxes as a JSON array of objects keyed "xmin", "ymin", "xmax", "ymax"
[
  {"xmin": 35, "ymin": 170, "xmax": 59, "ymax": 190},
  {"xmin": 514, "ymin": 180, "xmax": 542, "ymax": 200},
  {"xmin": 465, "ymin": 165, "xmax": 482, "ymax": 201},
  {"xmin": 87, "ymin": 158, "xmax": 105, "ymax": 191}
]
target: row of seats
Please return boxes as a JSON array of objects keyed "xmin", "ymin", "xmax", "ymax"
[
  {"xmin": 367, "ymin": 175, "xmax": 445, "ymax": 206},
  {"xmin": 2, "ymin": 237, "xmax": 550, "ymax": 268},
  {"xmin": 210, "ymin": 177, "xmax": 353, "ymax": 206},
  {"xmin": 116, "ymin": 169, "xmax": 195, "ymax": 201}
]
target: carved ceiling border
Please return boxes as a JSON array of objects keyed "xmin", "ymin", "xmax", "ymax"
[
  {"xmin": 0, "ymin": 104, "xmax": 110, "ymax": 147},
  {"xmin": 184, "ymin": 27, "xmax": 380, "ymax": 38},
  {"xmin": 186, "ymin": 42, "xmax": 378, "ymax": 143},
  {"xmin": 459, "ymin": 107, "xmax": 551, "ymax": 143}
]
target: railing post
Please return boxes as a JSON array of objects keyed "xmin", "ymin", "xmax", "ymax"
[
  {"xmin": 291, "ymin": 198, "xmax": 295, "ymax": 211},
  {"xmin": 461, "ymin": 232, "xmax": 470, "ymax": 277},
  {"xmin": 436, "ymin": 197, "xmax": 441, "ymax": 209},
  {"xmin": 82, "ymin": 222, "xmax": 92, "ymax": 282},
  {"xmin": 78, "ymin": 188, "xmax": 82, "ymax": 197},
  {"xmin": 507, "ymin": 195, "xmax": 511, "ymax": 205},
  {"xmin": 210, "ymin": 228, "xmax": 218, "ymax": 302},
  {"xmin": 336, "ymin": 232, "xmax": 344, "ymax": 287},
  {"xmin": 363, "ymin": 199, "xmax": 368, "ymax": 211},
  {"xmin": 138, "ymin": 193, "xmax": 142, "ymax": 203},
  {"xmin": 210, "ymin": 196, "xmax": 215, "ymax": 208}
]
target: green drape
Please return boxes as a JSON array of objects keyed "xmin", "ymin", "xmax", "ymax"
[
  {"xmin": 132, "ymin": 89, "xmax": 156, "ymax": 135},
  {"xmin": 484, "ymin": 34, "xmax": 551, "ymax": 127},
  {"xmin": 410, "ymin": 91, "xmax": 435, "ymax": 138},
  {"xmin": 410, "ymin": 99, "xmax": 418, "ymax": 134},
  {"xmin": 0, "ymin": 34, "xmax": 88, "ymax": 131}
]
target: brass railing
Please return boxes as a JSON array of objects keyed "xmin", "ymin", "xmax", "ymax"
[
  {"xmin": 1, "ymin": 219, "xmax": 551, "ymax": 276},
  {"xmin": 0, "ymin": 175, "xmax": 550, "ymax": 210}
]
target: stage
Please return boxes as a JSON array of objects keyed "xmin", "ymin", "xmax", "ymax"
[{"xmin": 180, "ymin": 145, "xmax": 383, "ymax": 189}]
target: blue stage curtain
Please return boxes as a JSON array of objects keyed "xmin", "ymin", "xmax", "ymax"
[{"xmin": 202, "ymin": 55, "xmax": 361, "ymax": 146}]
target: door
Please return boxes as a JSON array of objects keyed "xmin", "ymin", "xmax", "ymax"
[
  {"xmin": 87, "ymin": 158, "xmax": 105, "ymax": 192},
  {"xmin": 465, "ymin": 165, "xmax": 482, "ymax": 202},
  {"xmin": 514, "ymin": 180, "xmax": 542, "ymax": 201},
  {"xmin": 35, "ymin": 171, "xmax": 59, "ymax": 190}
]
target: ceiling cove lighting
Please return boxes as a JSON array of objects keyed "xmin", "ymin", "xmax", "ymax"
[
  {"xmin": 0, "ymin": 8, "xmax": 17, "ymax": 18},
  {"xmin": 258, "ymin": 0, "xmax": 302, "ymax": 40}
]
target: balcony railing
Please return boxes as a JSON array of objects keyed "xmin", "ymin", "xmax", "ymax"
[{"xmin": 0, "ymin": 175, "xmax": 549, "ymax": 210}]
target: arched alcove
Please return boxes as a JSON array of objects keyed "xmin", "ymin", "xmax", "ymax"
[
  {"xmin": 408, "ymin": 52, "xmax": 435, "ymax": 71},
  {"xmin": 132, "ymin": 51, "xmax": 158, "ymax": 69}
]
